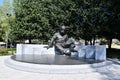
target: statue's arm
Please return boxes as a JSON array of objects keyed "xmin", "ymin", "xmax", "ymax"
[
  {"xmin": 64, "ymin": 35, "xmax": 68, "ymax": 42},
  {"xmin": 45, "ymin": 33, "xmax": 57, "ymax": 49},
  {"xmin": 48, "ymin": 34, "xmax": 56, "ymax": 47}
]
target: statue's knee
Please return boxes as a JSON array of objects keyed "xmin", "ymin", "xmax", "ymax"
[{"xmin": 70, "ymin": 44, "xmax": 75, "ymax": 48}]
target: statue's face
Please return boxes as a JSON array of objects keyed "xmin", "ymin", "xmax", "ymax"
[
  {"xmin": 59, "ymin": 26, "xmax": 66, "ymax": 35},
  {"xmin": 60, "ymin": 29, "xmax": 65, "ymax": 34}
]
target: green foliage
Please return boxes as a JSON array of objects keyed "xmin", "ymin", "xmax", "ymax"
[
  {"xmin": 12, "ymin": 0, "xmax": 120, "ymax": 44},
  {"xmin": 0, "ymin": 7, "xmax": 4, "ymax": 41},
  {"xmin": 108, "ymin": 0, "xmax": 120, "ymax": 39},
  {"xmin": 74, "ymin": 0, "xmax": 113, "ymax": 41},
  {"xmin": 0, "ymin": 0, "xmax": 12, "ymax": 42},
  {"xmin": 12, "ymin": 0, "xmax": 80, "ymax": 42},
  {"xmin": 0, "ymin": 48, "xmax": 16, "ymax": 56}
]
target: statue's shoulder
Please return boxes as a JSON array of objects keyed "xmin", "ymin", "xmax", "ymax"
[
  {"xmin": 52, "ymin": 32, "xmax": 59, "ymax": 38},
  {"xmin": 54, "ymin": 32, "xmax": 60, "ymax": 36}
]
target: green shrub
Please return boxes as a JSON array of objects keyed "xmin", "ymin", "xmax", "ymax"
[
  {"xmin": 0, "ymin": 48, "xmax": 7, "ymax": 55},
  {"xmin": 0, "ymin": 48, "xmax": 16, "ymax": 56}
]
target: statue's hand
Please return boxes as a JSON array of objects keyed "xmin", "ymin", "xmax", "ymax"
[{"xmin": 44, "ymin": 46, "xmax": 49, "ymax": 49}]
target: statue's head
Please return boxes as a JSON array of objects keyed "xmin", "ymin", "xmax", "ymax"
[{"xmin": 59, "ymin": 25, "xmax": 67, "ymax": 35}]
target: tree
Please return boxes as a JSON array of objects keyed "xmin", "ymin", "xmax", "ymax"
[
  {"xmin": 107, "ymin": 0, "xmax": 120, "ymax": 48},
  {"xmin": 73, "ymin": 0, "xmax": 113, "ymax": 45},
  {"xmin": 0, "ymin": 7, "xmax": 3, "ymax": 41},
  {"xmin": 12, "ymin": 0, "xmax": 78, "ymax": 43},
  {"xmin": 97, "ymin": 0, "xmax": 120, "ymax": 49},
  {"xmin": 0, "ymin": 0, "xmax": 12, "ymax": 42},
  {"xmin": 12, "ymin": 0, "xmax": 120, "ymax": 46}
]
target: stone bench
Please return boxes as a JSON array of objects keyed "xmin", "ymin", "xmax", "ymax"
[
  {"xmin": 16, "ymin": 44, "xmax": 55, "ymax": 61},
  {"xmin": 16, "ymin": 44, "xmax": 106, "ymax": 61},
  {"xmin": 71, "ymin": 45, "xmax": 106, "ymax": 61}
]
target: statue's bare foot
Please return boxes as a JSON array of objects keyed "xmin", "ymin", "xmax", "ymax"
[{"xmin": 64, "ymin": 50, "xmax": 71, "ymax": 56}]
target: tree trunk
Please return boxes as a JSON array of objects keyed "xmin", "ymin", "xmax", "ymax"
[
  {"xmin": 29, "ymin": 39, "xmax": 32, "ymax": 44},
  {"xmin": 85, "ymin": 40, "xmax": 88, "ymax": 45},
  {"xmin": 90, "ymin": 40, "xmax": 92, "ymax": 45},
  {"xmin": 108, "ymin": 38, "xmax": 112, "ymax": 49},
  {"xmin": 93, "ymin": 37, "xmax": 96, "ymax": 45}
]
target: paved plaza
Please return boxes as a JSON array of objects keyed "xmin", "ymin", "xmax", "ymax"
[{"xmin": 0, "ymin": 56, "xmax": 120, "ymax": 80}]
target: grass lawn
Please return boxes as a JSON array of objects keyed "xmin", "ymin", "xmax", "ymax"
[
  {"xmin": 107, "ymin": 48, "xmax": 120, "ymax": 59},
  {"xmin": 106, "ymin": 43, "xmax": 120, "ymax": 59}
]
